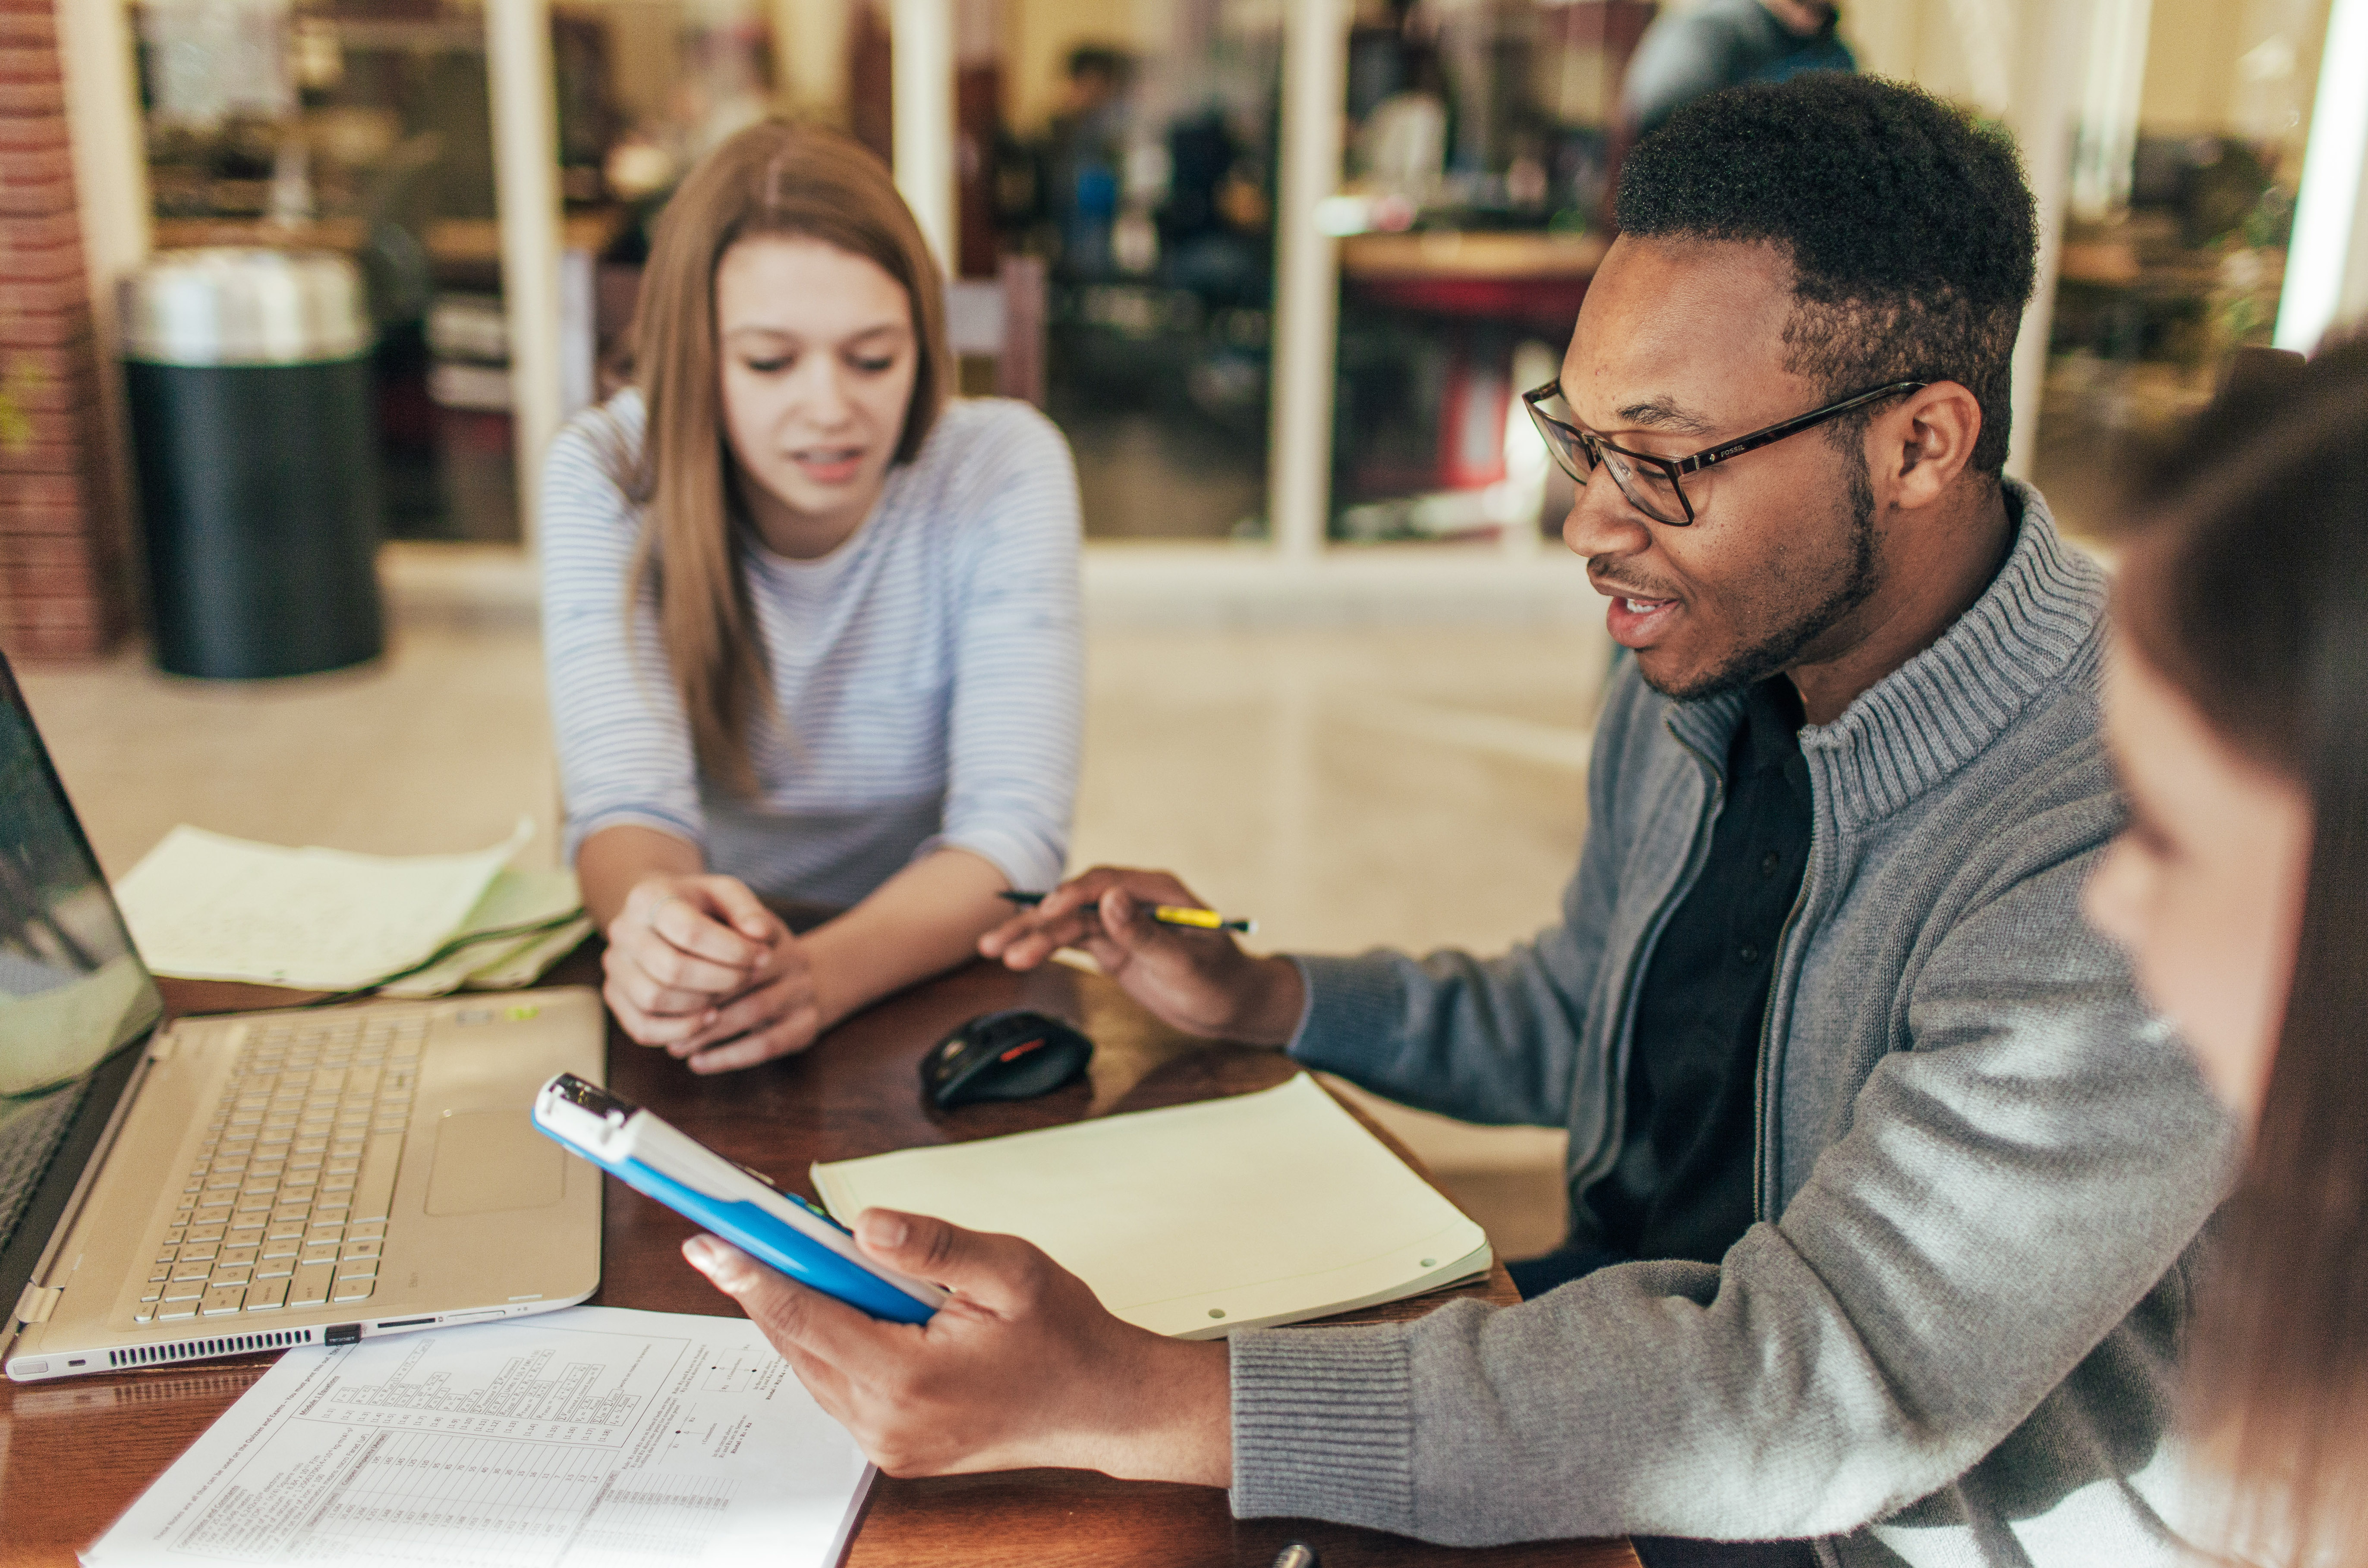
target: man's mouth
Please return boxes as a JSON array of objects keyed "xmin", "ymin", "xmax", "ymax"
[{"xmin": 1598, "ymin": 585, "xmax": 1682, "ymax": 648}]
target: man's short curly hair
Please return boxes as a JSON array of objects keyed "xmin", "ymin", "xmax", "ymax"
[{"xmin": 1616, "ymin": 74, "xmax": 2037, "ymax": 477}]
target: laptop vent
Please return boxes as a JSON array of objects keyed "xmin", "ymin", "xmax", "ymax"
[{"xmin": 107, "ymin": 1327, "xmax": 316, "ymax": 1369}]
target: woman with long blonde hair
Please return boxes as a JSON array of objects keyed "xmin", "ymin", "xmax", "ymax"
[{"xmin": 541, "ymin": 122, "xmax": 1082, "ymax": 1073}]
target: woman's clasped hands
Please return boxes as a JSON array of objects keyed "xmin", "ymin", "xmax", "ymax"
[{"xmin": 601, "ymin": 874, "xmax": 822, "ymax": 1073}]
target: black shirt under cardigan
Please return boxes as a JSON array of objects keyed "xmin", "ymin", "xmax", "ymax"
[{"xmin": 1578, "ymin": 675, "xmax": 1813, "ymax": 1266}]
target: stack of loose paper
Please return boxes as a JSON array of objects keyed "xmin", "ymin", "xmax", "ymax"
[
  {"xmin": 812, "ymin": 1073, "xmax": 1492, "ymax": 1339},
  {"xmin": 113, "ymin": 821, "xmax": 591, "ymax": 995},
  {"xmin": 378, "ymin": 866, "xmax": 593, "ymax": 998},
  {"xmin": 83, "ymin": 1305, "xmax": 871, "ymax": 1568}
]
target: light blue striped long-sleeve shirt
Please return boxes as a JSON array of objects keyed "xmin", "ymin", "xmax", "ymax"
[{"xmin": 539, "ymin": 390, "xmax": 1083, "ymax": 907}]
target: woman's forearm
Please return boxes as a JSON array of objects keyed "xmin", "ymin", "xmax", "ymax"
[
  {"xmin": 576, "ymin": 824, "xmax": 706, "ymax": 929},
  {"xmin": 800, "ymin": 847, "xmax": 1011, "ymax": 1028}
]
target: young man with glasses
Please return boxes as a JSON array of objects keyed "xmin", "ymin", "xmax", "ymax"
[{"xmin": 680, "ymin": 75, "xmax": 2232, "ymax": 1568}]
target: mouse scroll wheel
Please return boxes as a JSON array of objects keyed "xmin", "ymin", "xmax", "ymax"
[{"xmin": 999, "ymin": 1038, "xmax": 1045, "ymax": 1063}]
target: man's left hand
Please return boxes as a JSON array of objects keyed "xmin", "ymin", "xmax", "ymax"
[{"xmin": 683, "ymin": 1210, "xmax": 1233, "ymax": 1485}]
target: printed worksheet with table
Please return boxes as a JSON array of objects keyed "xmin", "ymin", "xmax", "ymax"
[{"xmin": 84, "ymin": 1307, "xmax": 870, "ymax": 1568}]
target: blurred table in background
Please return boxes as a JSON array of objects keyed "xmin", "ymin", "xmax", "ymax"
[
  {"xmin": 1342, "ymin": 230, "xmax": 1607, "ymax": 324},
  {"xmin": 1338, "ymin": 229, "xmax": 1604, "ymax": 512},
  {"xmin": 151, "ymin": 216, "xmax": 371, "ymax": 254}
]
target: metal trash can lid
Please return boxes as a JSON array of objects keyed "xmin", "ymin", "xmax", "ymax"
[{"xmin": 120, "ymin": 248, "xmax": 373, "ymax": 366}]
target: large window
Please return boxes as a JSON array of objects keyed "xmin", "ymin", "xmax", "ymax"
[
  {"xmin": 132, "ymin": 0, "xmax": 789, "ymax": 544},
  {"xmin": 1852, "ymin": 0, "xmax": 2334, "ymax": 537},
  {"xmin": 980, "ymin": 0, "xmax": 1283, "ymax": 540},
  {"xmin": 126, "ymin": 0, "xmax": 2353, "ymax": 560},
  {"xmin": 1321, "ymin": 0, "xmax": 1645, "ymax": 545},
  {"xmin": 1311, "ymin": 0, "xmax": 2343, "ymax": 549},
  {"xmin": 2025, "ymin": 0, "xmax": 2332, "ymax": 537},
  {"xmin": 139, "ymin": 0, "xmax": 516, "ymax": 540}
]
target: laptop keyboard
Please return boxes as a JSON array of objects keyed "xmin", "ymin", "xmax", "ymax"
[
  {"xmin": 0, "ymin": 1079, "xmax": 89, "ymax": 1255},
  {"xmin": 136, "ymin": 1013, "xmax": 424, "ymax": 1324}
]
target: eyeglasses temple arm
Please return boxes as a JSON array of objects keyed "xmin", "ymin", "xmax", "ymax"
[{"xmin": 1670, "ymin": 381, "xmax": 1928, "ymax": 476}]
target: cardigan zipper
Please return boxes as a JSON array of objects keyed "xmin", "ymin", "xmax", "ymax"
[
  {"xmin": 1579, "ymin": 719, "xmax": 1729, "ymax": 1196},
  {"xmin": 1751, "ymin": 852, "xmax": 1814, "ymax": 1223}
]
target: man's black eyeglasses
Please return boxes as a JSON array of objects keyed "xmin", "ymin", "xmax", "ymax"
[{"xmin": 1520, "ymin": 379, "xmax": 1927, "ymax": 526}]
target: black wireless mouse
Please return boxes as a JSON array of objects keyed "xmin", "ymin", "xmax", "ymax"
[{"xmin": 922, "ymin": 1009, "xmax": 1093, "ymax": 1109}]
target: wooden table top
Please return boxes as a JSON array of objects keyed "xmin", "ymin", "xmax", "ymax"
[{"xmin": 0, "ymin": 944, "xmax": 1636, "ymax": 1568}]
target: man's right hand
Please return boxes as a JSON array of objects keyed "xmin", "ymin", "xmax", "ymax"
[{"xmin": 978, "ymin": 866, "xmax": 1305, "ymax": 1046}]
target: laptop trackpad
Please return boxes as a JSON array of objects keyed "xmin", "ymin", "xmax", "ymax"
[{"xmin": 426, "ymin": 1109, "xmax": 565, "ymax": 1214}]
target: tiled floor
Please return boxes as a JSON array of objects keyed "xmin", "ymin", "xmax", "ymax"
[
  {"xmin": 18, "ymin": 611, "xmax": 1609, "ymax": 1262},
  {"xmin": 20, "ymin": 618, "xmax": 567, "ymax": 879}
]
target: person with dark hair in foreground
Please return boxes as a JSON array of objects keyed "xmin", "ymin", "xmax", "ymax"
[
  {"xmin": 2086, "ymin": 336, "xmax": 2368, "ymax": 1568},
  {"xmin": 680, "ymin": 76, "xmax": 2234, "ymax": 1567}
]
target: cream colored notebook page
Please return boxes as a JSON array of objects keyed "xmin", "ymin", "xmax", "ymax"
[
  {"xmin": 113, "ymin": 820, "xmax": 531, "ymax": 989},
  {"xmin": 810, "ymin": 1074, "xmax": 1491, "ymax": 1339}
]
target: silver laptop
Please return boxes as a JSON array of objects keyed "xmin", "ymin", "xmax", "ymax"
[{"xmin": 1, "ymin": 650, "xmax": 603, "ymax": 1383}]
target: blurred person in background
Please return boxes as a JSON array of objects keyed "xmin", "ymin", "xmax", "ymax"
[
  {"xmin": 1598, "ymin": 3, "xmax": 1853, "ymax": 234},
  {"xmin": 2085, "ymin": 336, "xmax": 2368, "ymax": 1568},
  {"xmin": 1036, "ymin": 45, "xmax": 1138, "ymax": 281},
  {"xmin": 1621, "ymin": 1, "xmax": 1853, "ymax": 139},
  {"xmin": 540, "ymin": 122, "xmax": 1083, "ymax": 1076}
]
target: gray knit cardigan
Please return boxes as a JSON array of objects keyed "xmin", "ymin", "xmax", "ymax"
[{"xmin": 1233, "ymin": 486, "xmax": 2237, "ymax": 1568}]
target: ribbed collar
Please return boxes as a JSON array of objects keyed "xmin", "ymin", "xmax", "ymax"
[{"xmin": 1664, "ymin": 481, "xmax": 2105, "ymax": 829}]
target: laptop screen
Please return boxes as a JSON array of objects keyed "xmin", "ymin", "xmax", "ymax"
[{"xmin": 0, "ymin": 655, "xmax": 164, "ymax": 1254}]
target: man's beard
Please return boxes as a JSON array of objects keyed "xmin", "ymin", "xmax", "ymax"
[{"xmin": 1640, "ymin": 446, "xmax": 1882, "ymax": 705}]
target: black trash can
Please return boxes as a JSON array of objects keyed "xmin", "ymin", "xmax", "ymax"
[{"xmin": 121, "ymin": 248, "xmax": 386, "ymax": 679}]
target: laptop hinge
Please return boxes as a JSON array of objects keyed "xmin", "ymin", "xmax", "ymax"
[{"xmin": 13, "ymin": 1283, "xmax": 63, "ymax": 1326}]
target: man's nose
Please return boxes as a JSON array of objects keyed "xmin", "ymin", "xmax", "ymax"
[{"xmin": 1560, "ymin": 474, "xmax": 1654, "ymax": 561}]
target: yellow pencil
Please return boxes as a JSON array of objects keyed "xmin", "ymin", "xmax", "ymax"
[
  {"xmin": 1149, "ymin": 904, "xmax": 1257, "ymax": 935},
  {"xmin": 1000, "ymin": 890, "xmax": 1256, "ymax": 935}
]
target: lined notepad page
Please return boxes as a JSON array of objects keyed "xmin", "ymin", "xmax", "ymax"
[
  {"xmin": 114, "ymin": 821, "xmax": 531, "ymax": 990},
  {"xmin": 377, "ymin": 866, "xmax": 590, "ymax": 998},
  {"xmin": 811, "ymin": 1074, "xmax": 1491, "ymax": 1339}
]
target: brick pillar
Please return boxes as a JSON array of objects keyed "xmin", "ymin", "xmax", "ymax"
[{"xmin": 0, "ymin": 0, "xmax": 133, "ymax": 661}]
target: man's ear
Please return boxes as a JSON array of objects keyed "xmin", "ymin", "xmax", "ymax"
[{"xmin": 1881, "ymin": 381, "xmax": 1983, "ymax": 509}]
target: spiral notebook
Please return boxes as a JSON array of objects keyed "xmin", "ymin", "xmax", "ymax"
[{"xmin": 810, "ymin": 1074, "xmax": 1492, "ymax": 1339}]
